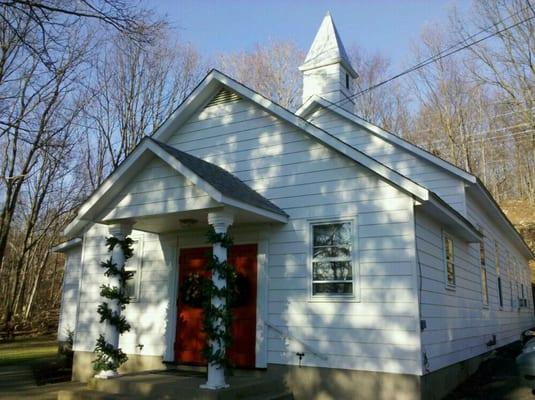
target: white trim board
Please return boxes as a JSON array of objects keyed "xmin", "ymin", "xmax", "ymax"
[
  {"xmin": 296, "ymin": 95, "xmax": 477, "ymax": 183},
  {"xmin": 296, "ymin": 96, "xmax": 531, "ymax": 257},
  {"xmin": 153, "ymin": 70, "xmax": 429, "ymax": 203},
  {"xmin": 64, "ymin": 137, "xmax": 288, "ymax": 237}
]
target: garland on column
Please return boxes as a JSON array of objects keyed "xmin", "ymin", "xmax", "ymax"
[
  {"xmin": 92, "ymin": 236, "xmax": 135, "ymax": 373},
  {"xmin": 201, "ymin": 226, "xmax": 237, "ymax": 370}
]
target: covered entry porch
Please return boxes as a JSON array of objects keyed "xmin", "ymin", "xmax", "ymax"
[{"xmin": 65, "ymin": 138, "xmax": 287, "ymax": 388}]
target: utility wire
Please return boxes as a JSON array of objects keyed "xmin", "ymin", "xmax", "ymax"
[{"xmin": 308, "ymin": 5, "xmax": 535, "ymax": 121}]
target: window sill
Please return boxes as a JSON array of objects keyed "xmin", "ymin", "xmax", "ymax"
[
  {"xmin": 308, "ymin": 296, "xmax": 360, "ymax": 303},
  {"xmin": 445, "ymin": 284, "xmax": 456, "ymax": 291}
]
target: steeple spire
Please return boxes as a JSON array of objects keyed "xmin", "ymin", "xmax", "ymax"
[
  {"xmin": 299, "ymin": 12, "xmax": 357, "ymax": 78},
  {"xmin": 299, "ymin": 12, "xmax": 358, "ymax": 111}
]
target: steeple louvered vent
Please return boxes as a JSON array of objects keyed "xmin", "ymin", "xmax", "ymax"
[{"xmin": 206, "ymin": 89, "xmax": 241, "ymax": 107}]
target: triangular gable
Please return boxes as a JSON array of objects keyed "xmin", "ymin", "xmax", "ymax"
[
  {"xmin": 64, "ymin": 137, "xmax": 287, "ymax": 236},
  {"xmin": 153, "ymin": 70, "xmax": 429, "ymax": 203}
]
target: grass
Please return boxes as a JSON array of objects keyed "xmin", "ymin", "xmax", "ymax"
[{"xmin": 0, "ymin": 336, "xmax": 58, "ymax": 366}]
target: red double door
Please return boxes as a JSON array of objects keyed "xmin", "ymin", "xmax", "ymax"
[{"xmin": 174, "ymin": 244, "xmax": 257, "ymax": 368}]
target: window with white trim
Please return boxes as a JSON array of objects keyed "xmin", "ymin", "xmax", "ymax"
[
  {"xmin": 507, "ymin": 252, "xmax": 513, "ymax": 309},
  {"xmin": 480, "ymin": 238, "xmax": 488, "ymax": 306},
  {"xmin": 311, "ymin": 221, "xmax": 354, "ymax": 296},
  {"xmin": 124, "ymin": 237, "xmax": 142, "ymax": 302},
  {"xmin": 443, "ymin": 233, "xmax": 455, "ymax": 287},
  {"xmin": 495, "ymin": 241, "xmax": 503, "ymax": 308}
]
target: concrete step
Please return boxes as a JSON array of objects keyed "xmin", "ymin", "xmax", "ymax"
[
  {"xmin": 244, "ymin": 392, "xmax": 294, "ymax": 400},
  {"xmin": 84, "ymin": 372, "xmax": 291, "ymax": 400},
  {"xmin": 58, "ymin": 389, "xmax": 132, "ymax": 400}
]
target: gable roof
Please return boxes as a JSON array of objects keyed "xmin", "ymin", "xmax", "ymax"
[
  {"xmin": 297, "ymin": 95, "xmax": 533, "ymax": 259},
  {"xmin": 153, "ymin": 69, "xmax": 429, "ymax": 203},
  {"xmin": 299, "ymin": 12, "xmax": 358, "ymax": 78},
  {"xmin": 64, "ymin": 138, "xmax": 288, "ymax": 236},
  {"xmin": 296, "ymin": 95, "xmax": 477, "ymax": 183},
  {"xmin": 150, "ymin": 139, "xmax": 287, "ymax": 218},
  {"xmin": 151, "ymin": 69, "xmax": 481, "ymax": 242},
  {"xmin": 65, "ymin": 69, "xmax": 481, "ymax": 243}
]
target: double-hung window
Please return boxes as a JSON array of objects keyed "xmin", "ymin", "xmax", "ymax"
[
  {"xmin": 124, "ymin": 237, "xmax": 143, "ymax": 301},
  {"xmin": 495, "ymin": 241, "xmax": 503, "ymax": 308},
  {"xmin": 480, "ymin": 239, "xmax": 489, "ymax": 306},
  {"xmin": 443, "ymin": 233, "xmax": 455, "ymax": 287},
  {"xmin": 311, "ymin": 221, "xmax": 354, "ymax": 297}
]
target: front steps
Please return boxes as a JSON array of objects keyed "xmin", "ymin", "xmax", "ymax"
[{"xmin": 57, "ymin": 369, "xmax": 293, "ymax": 400}]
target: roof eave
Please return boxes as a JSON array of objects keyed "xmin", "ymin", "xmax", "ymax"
[
  {"xmin": 297, "ymin": 96, "xmax": 477, "ymax": 184},
  {"xmin": 469, "ymin": 181, "xmax": 534, "ymax": 259},
  {"xmin": 51, "ymin": 237, "xmax": 83, "ymax": 253}
]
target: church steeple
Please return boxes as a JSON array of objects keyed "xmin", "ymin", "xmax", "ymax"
[{"xmin": 299, "ymin": 12, "xmax": 358, "ymax": 111}]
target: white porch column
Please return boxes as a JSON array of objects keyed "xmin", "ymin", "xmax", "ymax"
[
  {"xmin": 201, "ymin": 211, "xmax": 233, "ymax": 390},
  {"xmin": 96, "ymin": 222, "xmax": 132, "ymax": 379}
]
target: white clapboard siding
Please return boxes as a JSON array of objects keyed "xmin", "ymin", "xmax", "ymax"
[
  {"xmin": 162, "ymin": 97, "xmax": 422, "ymax": 374},
  {"xmin": 74, "ymin": 224, "xmax": 172, "ymax": 357},
  {"xmin": 57, "ymin": 246, "xmax": 82, "ymax": 342},
  {"xmin": 415, "ymin": 207, "xmax": 533, "ymax": 373},
  {"xmin": 307, "ymin": 109, "xmax": 467, "ymax": 215},
  {"xmin": 102, "ymin": 157, "xmax": 217, "ymax": 221}
]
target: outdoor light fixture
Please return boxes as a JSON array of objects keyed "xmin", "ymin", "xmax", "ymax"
[{"xmin": 179, "ymin": 218, "xmax": 198, "ymax": 227}]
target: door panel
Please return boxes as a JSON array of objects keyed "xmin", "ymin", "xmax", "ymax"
[{"xmin": 175, "ymin": 244, "xmax": 257, "ymax": 368}]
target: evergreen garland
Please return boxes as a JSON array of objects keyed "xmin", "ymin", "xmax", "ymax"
[
  {"xmin": 92, "ymin": 235, "xmax": 134, "ymax": 374},
  {"xmin": 201, "ymin": 226, "xmax": 237, "ymax": 370}
]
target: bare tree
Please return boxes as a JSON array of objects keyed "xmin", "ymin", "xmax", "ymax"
[
  {"xmin": 218, "ymin": 41, "xmax": 304, "ymax": 111},
  {"xmin": 0, "ymin": 0, "xmax": 161, "ymax": 334},
  {"xmin": 348, "ymin": 46, "xmax": 412, "ymax": 137},
  {"xmin": 81, "ymin": 28, "xmax": 206, "ymax": 189}
]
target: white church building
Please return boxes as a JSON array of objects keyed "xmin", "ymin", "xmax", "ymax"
[{"xmin": 54, "ymin": 13, "xmax": 534, "ymax": 400}]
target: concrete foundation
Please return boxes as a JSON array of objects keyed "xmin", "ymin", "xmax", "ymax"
[
  {"xmin": 71, "ymin": 351, "xmax": 489, "ymax": 399},
  {"xmin": 420, "ymin": 352, "xmax": 488, "ymax": 400},
  {"xmin": 72, "ymin": 351, "xmax": 166, "ymax": 382},
  {"xmin": 266, "ymin": 364, "xmax": 420, "ymax": 400}
]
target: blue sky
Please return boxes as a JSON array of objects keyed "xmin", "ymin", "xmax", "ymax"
[{"xmin": 153, "ymin": 0, "xmax": 468, "ymax": 69}]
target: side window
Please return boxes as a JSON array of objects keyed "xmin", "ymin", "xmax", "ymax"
[
  {"xmin": 124, "ymin": 237, "xmax": 143, "ymax": 302},
  {"xmin": 311, "ymin": 221, "xmax": 354, "ymax": 297},
  {"xmin": 480, "ymin": 238, "xmax": 488, "ymax": 306},
  {"xmin": 443, "ymin": 233, "xmax": 455, "ymax": 287},
  {"xmin": 507, "ymin": 252, "xmax": 514, "ymax": 309},
  {"xmin": 495, "ymin": 241, "xmax": 503, "ymax": 308}
]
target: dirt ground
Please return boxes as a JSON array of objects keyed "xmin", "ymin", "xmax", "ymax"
[{"xmin": 446, "ymin": 344, "xmax": 533, "ymax": 400}]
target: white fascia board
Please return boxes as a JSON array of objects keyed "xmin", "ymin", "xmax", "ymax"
[
  {"xmin": 207, "ymin": 71, "xmax": 429, "ymax": 202},
  {"xmin": 146, "ymin": 141, "xmax": 224, "ymax": 203},
  {"xmin": 65, "ymin": 138, "xmax": 287, "ymax": 237},
  {"xmin": 151, "ymin": 142, "xmax": 288, "ymax": 223},
  {"xmin": 220, "ymin": 195, "xmax": 288, "ymax": 223},
  {"xmin": 51, "ymin": 237, "xmax": 82, "ymax": 253},
  {"xmin": 63, "ymin": 139, "xmax": 155, "ymax": 237},
  {"xmin": 425, "ymin": 196, "xmax": 482, "ymax": 243},
  {"xmin": 471, "ymin": 184, "xmax": 534, "ymax": 259},
  {"xmin": 297, "ymin": 96, "xmax": 477, "ymax": 184},
  {"xmin": 153, "ymin": 72, "xmax": 222, "ymax": 143}
]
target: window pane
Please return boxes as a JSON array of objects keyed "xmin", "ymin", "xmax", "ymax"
[
  {"xmin": 313, "ymin": 261, "xmax": 352, "ymax": 281},
  {"xmin": 125, "ymin": 271, "xmax": 137, "ymax": 298},
  {"xmin": 447, "ymin": 262, "xmax": 455, "ymax": 285},
  {"xmin": 481, "ymin": 268, "xmax": 488, "ymax": 305},
  {"xmin": 313, "ymin": 223, "xmax": 351, "ymax": 246},
  {"xmin": 313, "ymin": 282, "xmax": 352, "ymax": 295},
  {"xmin": 313, "ymin": 246, "xmax": 350, "ymax": 260},
  {"xmin": 498, "ymin": 277, "xmax": 503, "ymax": 307}
]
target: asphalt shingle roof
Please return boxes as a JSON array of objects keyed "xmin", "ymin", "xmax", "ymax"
[{"xmin": 150, "ymin": 138, "xmax": 288, "ymax": 218}]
